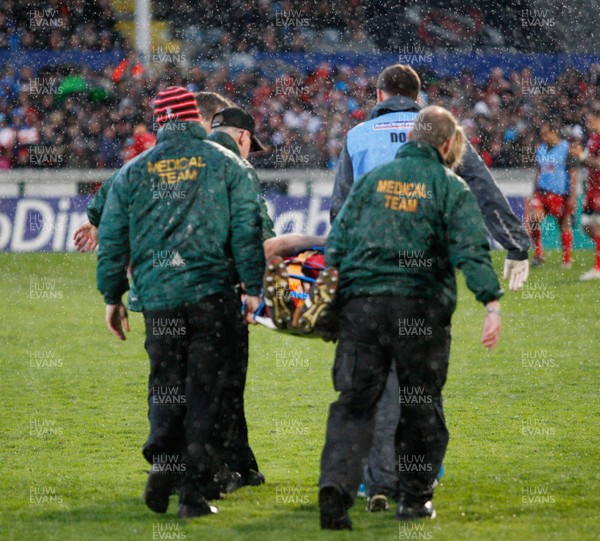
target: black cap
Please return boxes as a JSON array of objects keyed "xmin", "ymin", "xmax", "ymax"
[{"xmin": 211, "ymin": 107, "xmax": 266, "ymax": 153}]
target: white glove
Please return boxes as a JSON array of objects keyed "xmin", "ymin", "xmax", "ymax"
[{"xmin": 503, "ymin": 259, "xmax": 529, "ymax": 292}]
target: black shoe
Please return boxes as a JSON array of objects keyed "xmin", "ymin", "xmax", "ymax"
[
  {"xmin": 177, "ymin": 500, "xmax": 219, "ymax": 519},
  {"xmin": 144, "ymin": 470, "xmax": 178, "ymax": 514},
  {"xmin": 215, "ymin": 469, "xmax": 244, "ymax": 494},
  {"xmin": 396, "ymin": 499, "xmax": 436, "ymax": 520},
  {"xmin": 244, "ymin": 469, "xmax": 266, "ymax": 486},
  {"xmin": 319, "ymin": 485, "xmax": 352, "ymax": 530}
]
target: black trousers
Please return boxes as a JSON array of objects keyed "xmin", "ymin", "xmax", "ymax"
[
  {"xmin": 142, "ymin": 293, "xmax": 256, "ymax": 506},
  {"xmin": 364, "ymin": 363, "xmax": 402, "ymax": 498},
  {"xmin": 319, "ymin": 296, "xmax": 451, "ymax": 507},
  {"xmin": 215, "ymin": 303, "xmax": 259, "ymax": 479}
]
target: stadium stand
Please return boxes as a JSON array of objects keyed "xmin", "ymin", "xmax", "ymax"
[{"xmin": 0, "ymin": 0, "xmax": 599, "ymax": 170}]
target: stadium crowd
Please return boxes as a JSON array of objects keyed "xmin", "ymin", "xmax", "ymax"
[
  {"xmin": 1, "ymin": 0, "xmax": 597, "ymax": 170},
  {"xmin": 1, "ymin": 59, "xmax": 599, "ymax": 171},
  {"xmin": 0, "ymin": 0, "xmax": 126, "ymax": 51},
  {"xmin": 156, "ymin": 0, "xmax": 371, "ymax": 56},
  {"xmin": 0, "ymin": 0, "xmax": 572, "ymax": 55}
]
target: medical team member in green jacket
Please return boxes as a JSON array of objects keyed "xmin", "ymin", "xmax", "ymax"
[
  {"xmin": 318, "ymin": 106, "xmax": 503, "ymax": 530},
  {"xmin": 76, "ymin": 96, "xmax": 274, "ymax": 493},
  {"xmin": 205, "ymin": 106, "xmax": 274, "ymax": 489},
  {"xmin": 96, "ymin": 86, "xmax": 265, "ymax": 519},
  {"xmin": 208, "ymin": 107, "xmax": 275, "ymax": 242}
]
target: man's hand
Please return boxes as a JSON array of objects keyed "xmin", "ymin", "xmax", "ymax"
[
  {"xmin": 482, "ymin": 301, "xmax": 501, "ymax": 351},
  {"xmin": 73, "ymin": 221, "xmax": 98, "ymax": 252},
  {"xmin": 106, "ymin": 302, "xmax": 129, "ymax": 340},
  {"xmin": 503, "ymin": 258, "xmax": 529, "ymax": 291},
  {"xmin": 243, "ymin": 295, "xmax": 261, "ymax": 325}
]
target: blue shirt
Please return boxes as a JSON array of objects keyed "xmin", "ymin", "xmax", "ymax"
[
  {"xmin": 346, "ymin": 111, "xmax": 418, "ymax": 181},
  {"xmin": 536, "ymin": 140, "xmax": 570, "ymax": 195}
]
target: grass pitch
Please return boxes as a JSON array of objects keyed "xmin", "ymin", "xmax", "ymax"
[{"xmin": 0, "ymin": 250, "xmax": 598, "ymax": 540}]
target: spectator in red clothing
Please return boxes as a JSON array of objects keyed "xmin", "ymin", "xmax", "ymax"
[
  {"xmin": 123, "ymin": 124, "xmax": 156, "ymax": 162},
  {"xmin": 0, "ymin": 57, "xmax": 598, "ymax": 171}
]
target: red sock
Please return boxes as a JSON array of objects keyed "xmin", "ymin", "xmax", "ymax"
[
  {"xmin": 595, "ymin": 236, "xmax": 600, "ymax": 270},
  {"xmin": 530, "ymin": 226, "xmax": 542, "ymax": 258},
  {"xmin": 561, "ymin": 231, "xmax": 573, "ymax": 264}
]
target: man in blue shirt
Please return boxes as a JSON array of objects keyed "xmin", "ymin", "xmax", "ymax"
[
  {"xmin": 331, "ymin": 64, "xmax": 530, "ymax": 287},
  {"xmin": 528, "ymin": 120, "xmax": 578, "ymax": 268}
]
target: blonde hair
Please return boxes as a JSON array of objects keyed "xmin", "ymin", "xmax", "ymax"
[{"xmin": 446, "ymin": 124, "xmax": 466, "ymax": 170}]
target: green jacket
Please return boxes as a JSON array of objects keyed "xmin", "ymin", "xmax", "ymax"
[
  {"xmin": 88, "ymin": 170, "xmax": 145, "ymax": 311},
  {"xmin": 97, "ymin": 121, "xmax": 265, "ymax": 309},
  {"xmin": 326, "ymin": 141, "xmax": 503, "ymax": 313},
  {"xmin": 208, "ymin": 130, "xmax": 275, "ymax": 241},
  {"xmin": 87, "ymin": 172, "xmax": 116, "ymax": 227}
]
